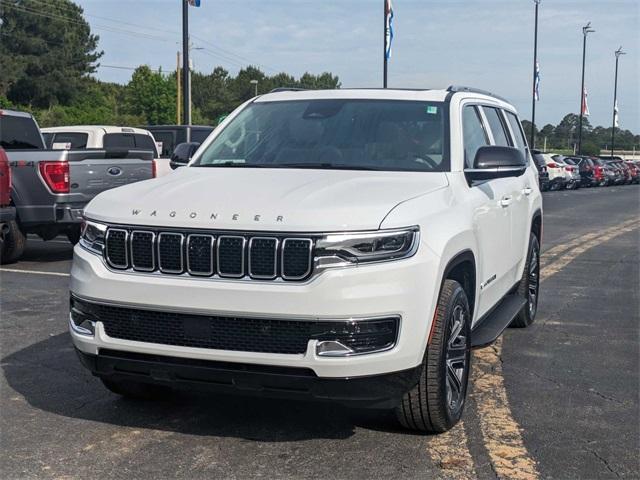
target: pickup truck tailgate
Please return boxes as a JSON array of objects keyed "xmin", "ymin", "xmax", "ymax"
[{"xmin": 68, "ymin": 149, "xmax": 154, "ymax": 203}]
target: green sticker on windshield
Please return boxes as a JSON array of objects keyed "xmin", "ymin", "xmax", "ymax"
[{"xmin": 426, "ymin": 106, "xmax": 438, "ymax": 114}]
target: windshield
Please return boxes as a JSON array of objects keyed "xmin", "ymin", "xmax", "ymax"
[{"xmin": 194, "ymin": 99, "xmax": 448, "ymax": 172}]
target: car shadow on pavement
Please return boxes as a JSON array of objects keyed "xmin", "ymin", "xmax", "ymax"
[
  {"xmin": 19, "ymin": 240, "xmax": 74, "ymax": 263},
  {"xmin": 2, "ymin": 332, "xmax": 402, "ymax": 441}
]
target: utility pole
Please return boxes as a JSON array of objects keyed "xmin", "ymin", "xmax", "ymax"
[
  {"xmin": 176, "ymin": 51, "xmax": 182, "ymax": 125},
  {"xmin": 577, "ymin": 22, "xmax": 594, "ymax": 155},
  {"xmin": 610, "ymin": 46, "xmax": 625, "ymax": 158},
  {"xmin": 530, "ymin": 0, "xmax": 541, "ymax": 149},
  {"xmin": 182, "ymin": 0, "xmax": 191, "ymax": 141}
]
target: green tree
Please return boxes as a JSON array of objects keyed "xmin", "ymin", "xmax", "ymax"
[
  {"xmin": 0, "ymin": 0, "xmax": 102, "ymax": 107},
  {"xmin": 125, "ymin": 66, "xmax": 176, "ymax": 125}
]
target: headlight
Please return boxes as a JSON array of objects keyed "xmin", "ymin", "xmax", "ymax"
[
  {"xmin": 79, "ymin": 218, "xmax": 107, "ymax": 255},
  {"xmin": 315, "ymin": 227, "xmax": 419, "ymax": 267}
]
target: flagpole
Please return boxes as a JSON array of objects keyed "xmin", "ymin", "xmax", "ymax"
[
  {"xmin": 610, "ymin": 47, "xmax": 625, "ymax": 158},
  {"xmin": 577, "ymin": 22, "xmax": 594, "ymax": 155},
  {"xmin": 182, "ymin": 0, "xmax": 191, "ymax": 141},
  {"xmin": 383, "ymin": 0, "xmax": 388, "ymax": 88},
  {"xmin": 530, "ymin": 0, "xmax": 540, "ymax": 149}
]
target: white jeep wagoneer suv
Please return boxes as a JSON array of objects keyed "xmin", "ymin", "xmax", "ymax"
[{"xmin": 70, "ymin": 87, "xmax": 542, "ymax": 433}]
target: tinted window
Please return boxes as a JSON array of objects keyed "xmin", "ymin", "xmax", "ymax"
[
  {"xmin": 103, "ymin": 133, "xmax": 135, "ymax": 149},
  {"xmin": 52, "ymin": 132, "xmax": 88, "ymax": 149},
  {"xmin": 152, "ymin": 131, "xmax": 174, "ymax": 158},
  {"xmin": 462, "ymin": 106, "xmax": 489, "ymax": 168},
  {"xmin": 196, "ymin": 100, "xmax": 448, "ymax": 172},
  {"xmin": 0, "ymin": 115, "xmax": 45, "ymax": 150},
  {"xmin": 483, "ymin": 107, "xmax": 510, "ymax": 146},
  {"xmin": 505, "ymin": 112, "xmax": 528, "ymax": 160},
  {"xmin": 191, "ymin": 129, "xmax": 213, "ymax": 143},
  {"xmin": 134, "ymin": 134, "xmax": 157, "ymax": 155},
  {"xmin": 42, "ymin": 132, "xmax": 53, "ymax": 148}
]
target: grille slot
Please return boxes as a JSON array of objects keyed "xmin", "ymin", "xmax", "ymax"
[
  {"xmin": 187, "ymin": 234, "xmax": 215, "ymax": 276},
  {"xmin": 282, "ymin": 238, "xmax": 312, "ymax": 280},
  {"xmin": 217, "ymin": 236, "xmax": 245, "ymax": 278},
  {"xmin": 105, "ymin": 229, "xmax": 128, "ymax": 269},
  {"xmin": 130, "ymin": 231, "xmax": 155, "ymax": 271},
  {"xmin": 158, "ymin": 233, "xmax": 184, "ymax": 273},
  {"xmin": 249, "ymin": 237, "xmax": 278, "ymax": 279},
  {"xmin": 103, "ymin": 227, "xmax": 313, "ymax": 281}
]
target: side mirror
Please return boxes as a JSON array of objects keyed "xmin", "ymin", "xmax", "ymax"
[
  {"xmin": 170, "ymin": 142, "xmax": 201, "ymax": 169},
  {"xmin": 465, "ymin": 146, "xmax": 526, "ymax": 182}
]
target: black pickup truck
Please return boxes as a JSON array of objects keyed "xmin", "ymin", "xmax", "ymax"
[{"xmin": 0, "ymin": 109, "xmax": 155, "ymax": 263}]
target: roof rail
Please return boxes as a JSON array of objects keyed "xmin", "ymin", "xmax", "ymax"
[
  {"xmin": 447, "ymin": 85, "xmax": 510, "ymax": 103},
  {"xmin": 269, "ymin": 87, "xmax": 308, "ymax": 93}
]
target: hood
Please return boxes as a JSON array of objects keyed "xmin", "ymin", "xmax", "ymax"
[{"xmin": 85, "ymin": 167, "xmax": 448, "ymax": 232}]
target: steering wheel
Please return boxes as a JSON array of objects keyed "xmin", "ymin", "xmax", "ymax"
[
  {"xmin": 224, "ymin": 123, "xmax": 246, "ymax": 150},
  {"xmin": 412, "ymin": 155, "xmax": 439, "ymax": 169}
]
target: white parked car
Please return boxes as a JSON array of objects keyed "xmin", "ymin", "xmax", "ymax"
[
  {"xmin": 542, "ymin": 153, "xmax": 567, "ymax": 190},
  {"xmin": 552, "ymin": 155, "xmax": 581, "ymax": 189},
  {"xmin": 41, "ymin": 126, "xmax": 171, "ymax": 177},
  {"xmin": 69, "ymin": 87, "xmax": 542, "ymax": 434}
]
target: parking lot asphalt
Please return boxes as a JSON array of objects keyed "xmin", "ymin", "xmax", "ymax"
[{"xmin": 1, "ymin": 185, "xmax": 639, "ymax": 479}]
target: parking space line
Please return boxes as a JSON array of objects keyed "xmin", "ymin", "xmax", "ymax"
[{"xmin": 0, "ymin": 268, "xmax": 70, "ymax": 277}]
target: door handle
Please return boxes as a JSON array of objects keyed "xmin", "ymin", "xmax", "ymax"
[
  {"xmin": 500, "ymin": 196, "xmax": 512, "ymax": 207},
  {"xmin": 523, "ymin": 186, "xmax": 533, "ymax": 196}
]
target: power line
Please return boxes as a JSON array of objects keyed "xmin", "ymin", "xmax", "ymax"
[{"xmin": 20, "ymin": 0, "xmax": 281, "ymax": 73}]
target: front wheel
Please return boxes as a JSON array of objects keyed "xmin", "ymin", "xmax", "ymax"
[
  {"xmin": 0, "ymin": 220, "xmax": 26, "ymax": 264},
  {"xmin": 395, "ymin": 279, "xmax": 471, "ymax": 433},
  {"xmin": 511, "ymin": 232, "xmax": 540, "ymax": 328}
]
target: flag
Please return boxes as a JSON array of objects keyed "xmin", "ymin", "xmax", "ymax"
[
  {"xmin": 534, "ymin": 62, "xmax": 540, "ymax": 101},
  {"xmin": 581, "ymin": 87, "xmax": 590, "ymax": 117},
  {"xmin": 614, "ymin": 100, "xmax": 619, "ymax": 128},
  {"xmin": 384, "ymin": 0, "xmax": 394, "ymax": 60},
  {"xmin": 188, "ymin": 0, "xmax": 200, "ymax": 7}
]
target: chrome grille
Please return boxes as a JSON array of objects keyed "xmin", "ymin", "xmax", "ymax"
[{"xmin": 103, "ymin": 227, "xmax": 314, "ymax": 281}]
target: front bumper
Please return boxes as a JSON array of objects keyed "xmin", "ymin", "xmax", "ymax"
[
  {"xmin": 75, "ymin": 347, "xmax": 422, "ymax": 408},
  {"xmin": 70, "ymin": 241, "xmax": 440, "ymax": 379}
]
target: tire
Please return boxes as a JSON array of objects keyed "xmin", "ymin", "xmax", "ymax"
[
  {"xmin": 395, "ymin": 279, "xmax": 471, "ymax": 433},
  {"xmin": 0, "ymin": 220, "xmax": 26, "ymax": 264},
  {"xmin": 66, "ymin": 225, "xmax": 81, "ymax": 245},
  {"xmin": 100, "ymin": 377, "xmax": 170, "ymax": 400},
  {"xmin": 511, "ymin": 233, "xmax": 540, "ymax": 328}
]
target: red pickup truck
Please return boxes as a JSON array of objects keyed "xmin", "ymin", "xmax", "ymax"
[{"xmin": 0, "ymin": 147, "xmax": 21, "ymax": 263}]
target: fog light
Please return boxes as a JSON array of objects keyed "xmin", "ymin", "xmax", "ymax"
[
  {"xmin": 69, "ymin": 296, "xmax": 96, "ymax": 336},
  {"xmin": 313, "ymin": 317, "xmax": 399, "ymax": 357}
]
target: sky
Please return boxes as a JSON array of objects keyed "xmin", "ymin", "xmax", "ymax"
[{"xmin": 75, "ymin": 0, "xmax": 640, "ymax": 132}]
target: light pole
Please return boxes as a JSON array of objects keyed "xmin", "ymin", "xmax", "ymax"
[
  {"xmin": 182, "ymin": 0, "xmax": 190, "ymax": 140},
  {"xmin": 577, "ymin": 21, "xmax": 594, "ymax": 155},
  {"xmin": 530, "ymin": 0, "xmax": 541, "ymax": 149},
  {"xmin": 610, "ymin": 46, "xmax": 625, "ymax": 158},
  {"xmin": 250, "ymin": 79, "xmax": 258, "ymax": 97}
]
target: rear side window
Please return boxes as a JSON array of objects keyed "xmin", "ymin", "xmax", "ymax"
[
  {"xmin": 505, "ymin": 112, "xmax": 528, "ymax": 161},
  {"xmin": 483, "ymin": 107, "xmax": 510, "ymax": 147},
  {"xmin": 51, "ymin": 132, "xmax": 88, "ymax": 149},
  {"xmin": 0, "ymin": 115, "xmax": 45, "ymax": 150},
  {"xmin": 462, "ymin": 106, "xmax": 489, "ymax": 168},
  {"xmin": 151, "ymin": 131, "xmax": 174, "ymax": 158},
  {"xmin": 103, "ymin": 133, "xmax": 157, "ymax": 155},
  {"xmin": 191, "ymin": 129, "xmax": 213, "ymax": 143}
]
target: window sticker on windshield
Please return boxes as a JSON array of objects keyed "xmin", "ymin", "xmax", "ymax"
[{"xmin": 426, "ymin": 106, "xmax": 438, "ymax": 115}]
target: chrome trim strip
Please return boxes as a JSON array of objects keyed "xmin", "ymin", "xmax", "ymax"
[
  {"xmin": 217, "ymin": 235, "xmax": 246, "ymax": 278},
  {"xmin": 105, "ymin": 228, "xmax": 129, "ymax": 269},
  {"xmin": 248, "ymin": 237, "xmax": 279, "ymax": 280},
  {"xmin": 281, "ymin": 238, "xmax": 313, "ymax": 281},
  {"xmin": 130, "ymin": 230, "xmax": 156, "ymax": 272},
  {"xmin": 158, "ymin": 232, "xmax": 185, "ymax": 274},
  {"xmin": 186, "ymin": 234, "xmax": 215, "ymax": 276}
]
